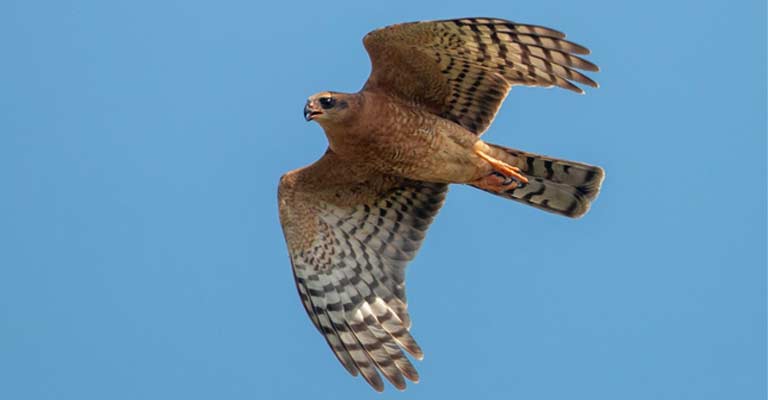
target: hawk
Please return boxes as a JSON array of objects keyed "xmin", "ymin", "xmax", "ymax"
[{"xmin": 278, "ymin": 17, "xmax": 605, "ymax": 391}]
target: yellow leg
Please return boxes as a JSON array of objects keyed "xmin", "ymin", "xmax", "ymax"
[{"xmin": 474, "ymin": 148, "xmax": 529, "ymax": 185}]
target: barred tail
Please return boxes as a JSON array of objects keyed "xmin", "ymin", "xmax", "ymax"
[{"xmin": 475, "ymin": 143, "xmax": 605, "ymax": 218}]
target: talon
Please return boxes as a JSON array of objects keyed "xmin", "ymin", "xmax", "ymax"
[
  {"xmin": 474, "ymin": 171, "xmax": 525, "ymax": 193},
  {"xmin": 490, "ymin": 171, "xmax": 513, "ymax": 186},
  {"xmin": 474, "ymin": 147, "xmax": 529, "ymax": 185}
]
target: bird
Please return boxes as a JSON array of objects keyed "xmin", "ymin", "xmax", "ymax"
[{"xmin": 278, "ymin": 17, "xmax": 605, "ymax": 391}]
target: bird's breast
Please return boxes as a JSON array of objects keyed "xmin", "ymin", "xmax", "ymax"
[{"xmin": 334, "ymin": 100, "xmax": 484, "ymax": 183}]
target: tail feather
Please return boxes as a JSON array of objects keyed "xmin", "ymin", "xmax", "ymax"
[{"xmin": 474, "ymin": 143, "xmax": 605, "ymax": 218}]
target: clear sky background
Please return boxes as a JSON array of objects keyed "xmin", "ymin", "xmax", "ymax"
[{"xmin": 1, "ymin": 1, "xmax": 765, "ymax": 399}]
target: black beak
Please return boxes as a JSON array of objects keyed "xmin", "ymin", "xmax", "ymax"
[{"xmin": 304, "ymin": 100, "xmax": 322, "ymax": 121}]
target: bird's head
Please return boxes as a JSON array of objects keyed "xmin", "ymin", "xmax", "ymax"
[{"xmin": 304, "ymin": 91, "xmax": 358, "ymax": 127}]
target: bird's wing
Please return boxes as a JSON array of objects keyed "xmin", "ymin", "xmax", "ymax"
[
  {"xmin": 278, "ymin": 154, "xmax": 447, "ymax": 391},
  {"xmin": 362, "ymin": 17, "xmax": 599, "ymax": 135}
]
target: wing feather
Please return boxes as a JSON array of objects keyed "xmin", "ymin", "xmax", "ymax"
[
  {"xmin": 279, "ymin": 162, "xmax": 447, "ymax": 391},
  {"xmin": 362, "ymin": 17, "xmax": 599, "ymax": 134}
]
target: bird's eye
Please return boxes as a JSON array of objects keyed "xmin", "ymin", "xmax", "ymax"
[{"xmin": 318, "ymin": 97, "xmax": 336, "ymax": 109}]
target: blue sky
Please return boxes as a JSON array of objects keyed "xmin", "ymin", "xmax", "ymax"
[{"xmin": 1, "ymin": 1, "xmax": 765, "ymax": 399}]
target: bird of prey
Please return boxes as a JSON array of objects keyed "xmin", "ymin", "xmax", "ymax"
[{"xmin": 278, "ymin": 17, "xmax": 605, "ymax": 391}]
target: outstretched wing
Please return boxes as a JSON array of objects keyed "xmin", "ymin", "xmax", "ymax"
[
  {"xmin": 278, "ymin": 162, "xmax": 447, "ymax": 391},
  {"xmin": 362, "ymin": 17, "xmax": 599, "ymax": 135}
]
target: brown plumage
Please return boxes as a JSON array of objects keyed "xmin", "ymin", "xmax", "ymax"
[{"xmin": 279, "ymin": 17, "xmax": 605, "ymax": 391}]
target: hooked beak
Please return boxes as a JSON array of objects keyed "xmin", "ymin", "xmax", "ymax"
[{"xmin": 304, "ymin": 101, "xmax": 322, "ymax": 121}]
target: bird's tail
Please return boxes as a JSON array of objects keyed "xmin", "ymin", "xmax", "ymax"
[{"xmin": 472, "ymin": 143, "xmax": 605, "ymax": 218}]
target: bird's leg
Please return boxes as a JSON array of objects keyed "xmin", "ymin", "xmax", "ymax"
[
  {"xmin": 471, "ymin": 146, "xmax": 529, "ymax": 192},
  {"xmin": 472, "ymin": 171, "xmax": 527, "ymax": 192}
]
